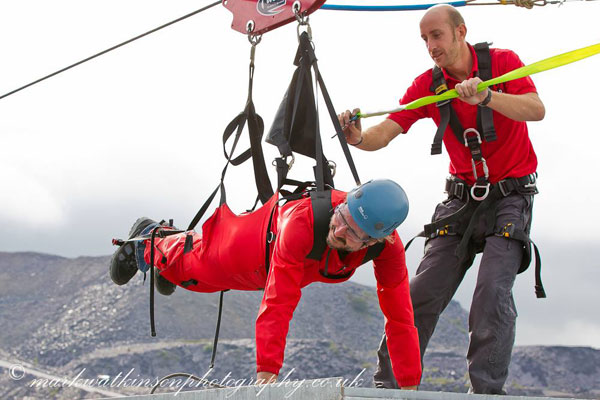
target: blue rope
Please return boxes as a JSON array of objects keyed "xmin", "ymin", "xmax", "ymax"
[{"xmin": 320, "ymin": 1, "xmax": 469, "ymax": 11}]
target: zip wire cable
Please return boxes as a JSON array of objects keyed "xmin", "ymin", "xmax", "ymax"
[
  {"xmin": 320, "ymin": 0, "xmax": 597, "ymax": 11},
  {"xmin": 321, "ymin": 1, "xmax": 469, "ymax": 11},
  {"xmin": 0, "ymin": 1, "xmax": 221, "ymax": 101}
]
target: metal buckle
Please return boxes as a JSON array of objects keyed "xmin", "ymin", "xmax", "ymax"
[
  {"xmin": 471, "ymin": 183, "xmax": 490, "ymax": 201},
  {"xmin": 436, "ymin": 98, "xmax": 452, "ymax": 107},
  {"xmin": 524, "ymin": 173, "xmax": 537, "ymax": 189},
  {"xmin": 328, "ymin": 160, "xmax": 337, "ymax": 178},
  {"xmin": 498, "ymin": 180, "xmax": 510, "ymax": 197},
  {"xmin": 463, "ymin": 128, "xmax": 482, "ymax": 146},
  {"xmin": 454, "ymin": 182, "xmax": 465, "ymax": 200},
  {"xmin": 445, "ymin": 177, "xmax": 466, "ymax": 200},
  {"xmin": 266, "ymin": 232, "xmax": 275, "ymax": 243}
]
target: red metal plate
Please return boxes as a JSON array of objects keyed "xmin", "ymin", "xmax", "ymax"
[{"xmin": 223, "ymin": 0, "xmax": 326, "ymax": 35}]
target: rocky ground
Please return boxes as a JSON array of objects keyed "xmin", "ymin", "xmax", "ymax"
[{"xmin": 1, "ymin": 252, "xmax": 599, "ymax": 399}]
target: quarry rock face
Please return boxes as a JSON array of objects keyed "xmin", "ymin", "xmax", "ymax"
[{"xmin": 1, "ymin": 252, "xmax": 598, "ymax": 399}]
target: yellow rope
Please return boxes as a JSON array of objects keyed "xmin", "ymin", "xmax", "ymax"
[{"xmin": 358, "ymin": 42, "xmax": 600, "ymax": 118}]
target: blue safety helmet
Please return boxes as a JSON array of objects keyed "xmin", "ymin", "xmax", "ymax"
[{"xmin": 346, "ymin": 179, "xmax": 409, "ymax": 239}]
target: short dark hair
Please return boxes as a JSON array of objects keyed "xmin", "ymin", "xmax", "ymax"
[{"xmin": 446, "ymin": 6, "xmax": 465, "ymax": 29}]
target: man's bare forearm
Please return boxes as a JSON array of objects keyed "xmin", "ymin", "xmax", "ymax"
[
  {"xmin": 486, "ymin": 91, "xmax": 545, "ymax": 122},
  {"xmin": 354, "ymin": 119, "xmax": 404, "ymax": 151}
]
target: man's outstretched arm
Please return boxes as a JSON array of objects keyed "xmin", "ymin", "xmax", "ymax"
[
  {"xmin": 338, "ymin": 110, "xmax": 405, "ymax": 151},
  {"xmin": 455, "ymin": 77, "xmax": 545, "ymax": 122}
]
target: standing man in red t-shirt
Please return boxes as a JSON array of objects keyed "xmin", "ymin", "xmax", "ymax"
[{"xmin": 338, "ymin": 4, "xmax": 545, "ymax": 394}]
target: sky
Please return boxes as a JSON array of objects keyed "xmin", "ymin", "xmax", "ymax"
[{"xmin": 1, "ymin": 1, "xmax": 599, "ymax": 349}]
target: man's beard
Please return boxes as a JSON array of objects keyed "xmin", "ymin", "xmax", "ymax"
[{"xmin": 326, "ymin": 229, "xmax": 353, "ymax": 252}]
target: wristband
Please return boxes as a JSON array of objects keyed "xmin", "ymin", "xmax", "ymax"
[
  {"xmin": 349, "ymin": 136, "xmax": 363, "ymax": 146},
  {"xmin": 478, "ymin": 89, "xmax": 493, "ymax": 107}
]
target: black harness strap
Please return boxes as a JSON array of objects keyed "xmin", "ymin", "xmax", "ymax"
[
  {"xmin": 266, "ymin": 32, "xmax": 360, "ymax": 190},
  {"xmin": 431, "ymin": 67, "xmax": 466, "ymax": 155},
  {"xmin": 405, "ymin": 176, "xmax": 545, "ymax": 298},
  {"xmin": 311, "ymin": 48, "xmax": 361, "ymax": 186},
  {"xmin": 309, "ymin": 190, "xmax": 386, "ymax": 280},
  {"xmin": 263, "ymin": 187, "xmax": 387, "ymax": 281},
  {"xmin": 474, "ymin": 42, "xmax": 497, "ymax": 143},
  {"xmin": 209, "ymin": 291, "xmax": 225, "ymax": 369},
  {"xmin": 496, "ymin": 223, "xmax": 545, "ymax": 298},
  {"xmin": 177, "ymin": 41, "xmax": 276, "ymax": 374},
  {"xmin": 430, "ymin": 42, "xmax": 496, "ymax": 156},
  {"xmin": 362, "ymin": 242, "xmax": 386, "ymax": 264},
  {"xmin": 319, "ymin": 243, "xmax": 386, "ymax": 281},
  {"xmin": 307, "ymin": 190, "xmax": 334, "ymax": 260}
]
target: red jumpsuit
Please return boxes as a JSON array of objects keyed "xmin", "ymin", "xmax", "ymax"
[{"xmin": 144, "ymin": 190, "xmax": 422, "ymax": 387}]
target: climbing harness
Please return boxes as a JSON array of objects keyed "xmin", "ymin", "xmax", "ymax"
[
  {"xmin": 141, "ymin": 11, "xmax": 367, "ymax": 385},
  {"xmin": 430, "ymin": 42, "xmax": 496, "ymax": 156},
  {"xmin": 398, "ymin": 41, "xmax": 546, "ymax": 298},
  {"xmin": 404, "ymin": 173, "xmax": 545, "ymax": 298},
  {"xmin": 428, "ymin": 43, "xmax": 496, "ymax": 200}
]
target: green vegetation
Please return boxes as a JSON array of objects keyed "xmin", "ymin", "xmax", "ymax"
[
  {"xmin": 424, "ymin": 376, "xmax": 454, "ymax": 385},
  {"xmin": 181, "ymin": 339, "xmax": 205, "ymax": 344},
  {"xmin": 510, "ymin": 382, "xmax": 527, "ymax": 390},
  {"xmin": 449, "ymin": 317, "xmax": 468, "ymax": 334},
  {"xmin": 328, "ymin": 340, "xmax": 340, "ymax": 355},
  {"xmin": 361, "ymin": 362, "xmax": 374, "ymax": 369},
  {"xmin": 202, "ymin": 343, "xmax": 214, "ymax": 354},
  {"xmin": 347, "ymin": 293, "xmax": 371, "ymax": 314},
  {"xmin": 158, "ymin": 349, "xmax": 181, "ymax": 362}
]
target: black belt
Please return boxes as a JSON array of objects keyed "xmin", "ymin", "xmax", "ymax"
[{"xmin": 445, "ymin": 173, "xmax": 538, "ymax": 202}]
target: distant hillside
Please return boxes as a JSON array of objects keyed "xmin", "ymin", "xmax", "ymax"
[{"xmin": 0, "ymin": 252, "xmax": 598, "ymax": 399}]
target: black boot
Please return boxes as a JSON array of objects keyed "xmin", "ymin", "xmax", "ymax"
[
  {"xmin": 109, "ymin": 217, "xmax": 157, "ymax": 285},
  {"xmin": 154, "ymin": 268, "xmax": 176, "ymax": 296}
]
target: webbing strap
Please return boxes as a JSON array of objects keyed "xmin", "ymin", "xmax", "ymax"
[
  {"xmin": 221, "ymin": 100, "xmax": 274, "ymax": 205},
  {"xmin": 532, "ymin": 241, "xmax": 545, "ymax": 298},
  {"xmin": 431, "ymin": 66, "xmax": 449, "ymax": 155},
  {"xmin": 430, "ymin": 42, "xmax": 496, "ymax": 155},
  {"xmin": 209, "ymin": 291, "xmax": 226, "ymax": 368},
  {"xmin": 187, "ymin": 46, "xmax": 274, "ymax": 231},
  {"xmin": 319, "ymin": 241, "xmax": 386, "ymax": 280},
  {"xmin": 455, "ymin": 186, "xmax": 503, "ymax": 262},
  {"xmin": 296, "ymin": 32, "xmax": 333, "ymax": 192},
  {"xmin": 500, "ymin": 228, "xmax": 546, "ymax": 298},
  {"xmin": 404, "ymin": 232, "xmax": 426, "ymax": 252},
  {"xmin": 307, "ymin": 190, "xmax": 333, "ymax": 260},
  {"xmin": 423, "ymin": 197, "xmax": 475, "ymax": 237},
  {"xmin": 474, "ymin": 42, "xmax": 497, "ymax": 142},
  {"xmin": 187, "ymin": 183, "xmax": 222, "ymax": 231},
  {"xmin": 264, "ymin": 202, "xmax": 279, "ymax": 276},
  {"xmin": 431, "ymin": 66, "xmax": 466, "ymax": 154},
  {"xmin": 361, "ymin": 241, "xmax": 386, "ymax": 264},
  {"xmin": 266, "ymin": 32, "xmax": 359, "ymax": 189},
  {"xmin": 412, "ymin": 180, "xmax": 545, "ymax": 299},
  {"xmin": 310, "ymin": 46, "xmax": 361, "ymax": 185},
  {"xmin": 149, "ymin": 227, "xmax": 160, "ymax": 337}
]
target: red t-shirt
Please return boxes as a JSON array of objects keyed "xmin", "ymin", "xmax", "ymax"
[{"xmin": 388, "ymin": 44, "xmax": 538, "ymax": 185}]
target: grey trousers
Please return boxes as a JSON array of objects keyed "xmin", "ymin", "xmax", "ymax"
[{"xmin": 374, "ymin": 193, "xmax": 534, "ymax": 394}]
